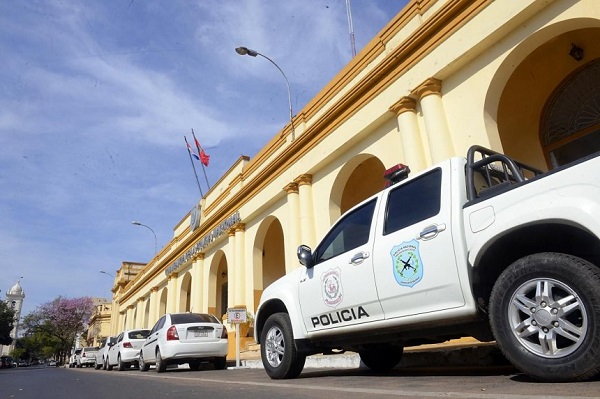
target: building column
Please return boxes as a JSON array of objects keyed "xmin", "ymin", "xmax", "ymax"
[
  {"xmin": 389, "ymin": 96, "xmax": 427, "ymax": 172},
  {"xmin": 148, "ymin": 287, "xmax": 159, "ymax": 328},
  {"xmin": 118, "ymin": 311, "xmax": 126, "ymax": 333},
  {"xmin": 283, "ymin": 182, "xmax": 301, "ymax": 273},
  {"xmin": 226, "ymin": 228, "xmax": 236, "ymax": 314},
  {"xmin": 412, "ymin": 78, "xmax": 455, "ymax": 163},
  {"xmin": 126, "ymin": 306, "xmax": 135, "ymax": 330},
  {"xmin": 234, "ymin": 223, "xmax": 247, "ymax": 307},
  {"xmin": 167, "ymin": 273, "xmax": 178, "ymax": 313},
  {"xmin": 191, "ymin": 253, "xmax": 205, "ymax": 314},
  {"xmin": 295, "ymin": 174, "xmax": 316, "ymax": 248},
  {"xmin": 136, "ymin": 297, "xmax": 145, "ymax": 328}
]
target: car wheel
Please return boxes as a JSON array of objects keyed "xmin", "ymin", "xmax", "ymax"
[
  {"xmin": 359, "ymin": 344, "xmax": 403, "ymax": 371},
  {"xmin": 139, "ymin": 351, "xmax": 149, "ymax": 372},
  {"xmin": 213, "ymin": 356, "xmax": 226, "ymax": 370},
  {"xmin": 489, "ymin": 252, "xmax": 600, "ymax": 382},
  {"xmin": 117, "ymin": 354, "xmax": 126, "ymax": 371},
  {"xmin": 188, "ymin": 361, "xmax": 200, "ymax": 371},
  {"xmin": 103, "ymin": 357, "xmax": 108, "ymax": 371},
  {"xmin": 260, "ymin": 312, "xmax": 306, "ymax": 379},
  {"xmin": 106, "ymin": 359, "xmax": 113, "ymax": 371},
  {"xmin": 155, "ymin": 348, "xmax": 167, "ymax": 373},
  {"xmin": 94, "ymin": 361, "xmax": 101, "ymax": 370}
]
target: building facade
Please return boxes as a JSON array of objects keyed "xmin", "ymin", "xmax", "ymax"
[{"xmin": 109, "ymin": 0, "xmax": 600, "ymax": 351}]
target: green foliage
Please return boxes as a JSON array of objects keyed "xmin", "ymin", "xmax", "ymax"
[{"xmin": 0, "ymin": 301, "xmax": 16, "ymax": 345}]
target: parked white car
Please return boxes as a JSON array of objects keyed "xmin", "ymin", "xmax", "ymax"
[
  {"xmin": 94, "ymin": 336, "xmax": 117, "ymax": 370},
  {"xmin": 77, "ymin": 347, "xmax": 99, "ymax": 368},
  {"xmin": 139, "ymin": 313, "xmax": 228, "ymax": 373},
  {"xmin": 107, "ymin": 329, "xmax": 150, "ymax": 371}
]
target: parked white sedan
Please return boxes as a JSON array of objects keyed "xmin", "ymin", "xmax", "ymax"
[
  {"xmin": 139, "ymin": 313, "xmax": 228, "ymax": 373},
  {"xmin": 95, "ymin": 336, "xmax": 117, "ymax": 370},
  {"xmin": 107, "ymin": 329, "xmax": 150, "ymax": 371}
]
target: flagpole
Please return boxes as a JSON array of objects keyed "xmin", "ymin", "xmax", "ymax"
[
  {"xmin": 191, "ymin": 129, "xmax": 211, "ymax": 190},
  {"xmin": 185, "ymin": 136, "xmax": 204, "ymax": 197}
]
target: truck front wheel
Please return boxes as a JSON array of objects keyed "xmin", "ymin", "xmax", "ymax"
[
  {"xmin": 490, "ymin": 252, "xmax": 600, "ymax": 382},
  {"xmin": 261, "ymin": 312, "xmax": 306, "ymax": 379}
]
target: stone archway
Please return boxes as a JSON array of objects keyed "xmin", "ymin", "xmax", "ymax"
[
  {"xmin": 253, "ymin": 216, "xmax": 286, "ymax": 312},
  {"xmin": 329, "ymin": 154, "xmax": 385, "ymax": 224},
  {"xmin": 159, "ymin": 288, "xmax": 168, "ymax": 316},
  {"xmin": 492, "ymin": 24, "xmax": 600, "ymax": 170},
  {"xmin": 179, "ymin": 272, "xmax": 192, "ymax": 312},
  {"xmin": 207, "ymin": 250, "xmax": 228, "ymax": 319}
]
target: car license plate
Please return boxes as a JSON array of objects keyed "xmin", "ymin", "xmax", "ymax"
[{"xmin": 193, "ymin": 331, "xmax": 208, "ymax": 337}]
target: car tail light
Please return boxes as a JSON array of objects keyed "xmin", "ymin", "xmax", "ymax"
[
  {"xmin": 166, "ymin": 325, "xmax": 179, "ymax": 341},
  {"xmin": 221, "ymin": 325, "xmax": 228, "ymax": 339},
  {"xmin": 82, "ymin": 353, "xmax": 86, "ymax": 358},
  {"xmin": 123, "ymin": 342, "xmax": 133, "ymax": 348}
]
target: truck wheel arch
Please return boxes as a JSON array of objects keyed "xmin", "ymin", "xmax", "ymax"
[{"xmin": 472, "ymin": 221, "xmax": 600, "ymax": 309}]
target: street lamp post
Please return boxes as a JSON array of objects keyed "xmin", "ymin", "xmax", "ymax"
[
  {"xmin": 235, "ymin": 46, "xmax": 295, "ymax": 140},
  {"xmin": 131, "ymin": 221, "xmax": 158, "ymax": 255},
  {"xmin": 99, "ymin": 270, "xmax": 114, "ymax": 278}
]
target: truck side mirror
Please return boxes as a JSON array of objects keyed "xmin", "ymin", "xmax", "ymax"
[{"xmin": 297, "ymin": 245, "xmax": 314, "ymax": 268}]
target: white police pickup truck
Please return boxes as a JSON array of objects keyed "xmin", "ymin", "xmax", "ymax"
[{"xmin": 254, "ymin": 145, "xmax": 600, "ymax": 382}]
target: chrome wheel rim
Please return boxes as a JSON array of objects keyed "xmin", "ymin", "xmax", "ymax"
[
  {"xmin": 508, "ymin": 277, "xmax": 588, "ymax": 358},
  {"xmin": 265, "ymin": 325, "xmax": 285, "ymax": 368}
]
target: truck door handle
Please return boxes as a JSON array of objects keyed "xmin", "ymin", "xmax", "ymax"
[
  {"xmin": 418, "ymin": 223, "xmax": 446, "ymax": 240},
  {"xmin": 350, "ymin": 251, "xmax": 370, "ymax": 264}
]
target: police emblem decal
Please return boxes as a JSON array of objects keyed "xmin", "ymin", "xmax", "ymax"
[
  {"xmin": 321, "ymin": 267, "xmax": 343, "ymax": 308},
  {"xmin": 391, "ymin": 239, "xmax": 423, "ymax": 287}
]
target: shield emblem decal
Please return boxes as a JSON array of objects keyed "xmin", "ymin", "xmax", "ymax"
[{"xmin": 390, "ymin": 239, "xmax": 423, "ymax": 287}]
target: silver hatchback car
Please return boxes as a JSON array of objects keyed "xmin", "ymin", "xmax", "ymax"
[{"xmin": 139, "ymin": 313, "xmax": 228, "ymax": 372}]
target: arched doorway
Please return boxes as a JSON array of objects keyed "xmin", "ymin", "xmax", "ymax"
[
  {"xmin": 541, "ymin": 59, "xmax": 600, "ymax": 168},
  {"xmin": 253, "ymin": 216, "xmax": 286, "ymax": 312},
  {"xmin": 159, "ymin": 288, "xmax": 168, "ymax": 316},
  {"xmin": 208, "ymin": 251, "xmax": 228, "ymax": 319},
  {"xmin": 330, "ymin": 155, "xmax": 385, "ymax": 224},
  {"xmin": 494, "ymin": 26, "xmax": 600, "ymax": 169},
  {"xmin": 179, "ymin": 272, "xmax": 192, "ymax": 312}
]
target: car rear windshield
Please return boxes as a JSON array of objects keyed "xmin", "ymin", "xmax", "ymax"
[
  {"xmin": 128, "ymin": 330, "xmax": 150, "ymax": 339},
  {"xmin": 171, "ymin": 313, "xmax": 218, "ymax": 325}
]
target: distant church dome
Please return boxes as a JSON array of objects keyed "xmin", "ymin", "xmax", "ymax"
[{"xmin": 7, "ymin": 280, "xmax": 25, "ymax": 297}]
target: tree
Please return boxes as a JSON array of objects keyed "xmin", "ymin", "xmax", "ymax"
[
  {"xmin": 0, "ymin": 301, "xmax": 16, "ymax": 345},
  {"xmin": 22, "ymin": 296, "xmax": 94, "ymax": 363}
]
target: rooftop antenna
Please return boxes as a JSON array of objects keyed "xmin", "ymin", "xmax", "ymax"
[{"xmin": 346, "ymin": 0, "xmax": 357, "ymax": 58}]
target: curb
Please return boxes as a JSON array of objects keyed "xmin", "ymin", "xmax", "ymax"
[{"xmin": 231, "ymin": 342, "xmax": 509, "ymax": 370}]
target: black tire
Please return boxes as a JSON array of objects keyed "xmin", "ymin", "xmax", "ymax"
[
  {"xmin": 102, "ymin": 357, "xmax": 108, "ymax": 371},
  {"xmin": 489, "ymin": 252, "xmax": 600, "ymax": 382},
  {"xmin": 107, "ymin": 360, "xmax": 113, "ymax": 371},
  {"xmin": 188, "ymin": 361, "xmax": 200, "ymax": 371},
  {"xmin": 94, "ymin": 361, "xmax": 101, "ymax": 370},
  {"xmin": 139, "ymin": 351, "xmax": 149, "ymax": 372},
  {"xmin": 117, "ymin": 354, "xmax": 126, "ymax": 371},
  {"xmin": 260, "ymin": 312, "xmax": 306, "ymax": 379},
  {"xmin": 213, "ymin": 356, "xmax": 226, "ymax": 370},
  {"xmin": 359, "ymin": 344, "xmax": 404, "ymax": 371},
  {"xmin": 155, "ymin": 348, "xmax": 167, "ymax": 373}
]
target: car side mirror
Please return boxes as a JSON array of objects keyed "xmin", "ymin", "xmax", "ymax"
[{"xmin": 297, "ymin": 245, "xmax": 314, "ymax": 268}]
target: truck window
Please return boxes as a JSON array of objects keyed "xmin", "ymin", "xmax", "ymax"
[
  {"xmin": 384, "ymin": 168, "xmax": 442, "ymax": 235},
  {"xmin": 314, "ymin": 199, "xmax": 376, "ymax": 263}
]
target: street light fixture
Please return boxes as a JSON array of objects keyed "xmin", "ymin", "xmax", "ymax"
[
  {"xmin": 131, "ymin": 220, "xmax": 158, "ymax": 255},
  {"xmin": 99, "ymin": 270, "xmax": 114, "ymax": 278},
  {"xmin": 235, "ymin": 46, "xmax": 295, "ymax": 140}
]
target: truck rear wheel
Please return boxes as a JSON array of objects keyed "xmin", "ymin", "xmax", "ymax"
[
  {"xmin": 359, "ymin": 344, "xmax": 404, "ymax": 371},
  {"xmin": 490, "ymin": 252, "xmax": 600, "ymax": 382},
  {"xmin": 261, "ymin": 312, "xmax": 306, "ymax": 379}
]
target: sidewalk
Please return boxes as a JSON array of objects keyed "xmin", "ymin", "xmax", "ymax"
[{"xmin": 229, "ymin": 338, "xmax": 510, "ymax": 370}]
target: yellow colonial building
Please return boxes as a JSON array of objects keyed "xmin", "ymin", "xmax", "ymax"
[{"xmin": 108, "ymin": 0, "xmax": 600, "ymax": 353}]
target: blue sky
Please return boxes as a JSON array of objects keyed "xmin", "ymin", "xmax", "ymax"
[{"xmin": 0, "ymin": 1, "xmax": 408, "ymax": 318}]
